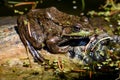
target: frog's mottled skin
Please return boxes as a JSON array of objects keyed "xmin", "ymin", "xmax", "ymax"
[{"xmin": 17, "ymin": 7, "xmax": 93, "ymax": 63}]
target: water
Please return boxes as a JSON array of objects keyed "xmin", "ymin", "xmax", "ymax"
[{"xmin": 0, "ymin": 0, "xmax": 105, "ymax": 16}]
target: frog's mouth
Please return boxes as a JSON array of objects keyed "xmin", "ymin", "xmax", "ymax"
[
  {"xmin": 63, "ymin": 30, "xmax": 94, "ymax": 38},
  {"xmin": 60, "ymin": 30, "xmax": 94, "ymax": 46}
]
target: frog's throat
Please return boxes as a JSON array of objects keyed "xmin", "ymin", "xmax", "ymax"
[{"xmin": 63, "ymin": 30, "xmax": 94, "ymax": 37}]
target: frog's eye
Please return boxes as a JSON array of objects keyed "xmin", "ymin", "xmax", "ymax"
[{"xmin": 73, "ymin": 23, "xmax": 82, "ymax": 32}]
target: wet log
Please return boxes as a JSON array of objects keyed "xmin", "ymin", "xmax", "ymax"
[
  {"xmin": 0, "ymin": 20, "xmax": 20, "ymax": 49},
  {"xmin": 0, "ymin": 16, "xmax": 28, "ymax": 63}
]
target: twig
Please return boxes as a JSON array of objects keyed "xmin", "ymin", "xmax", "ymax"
[
  {"xmin": 22, "ymin": 35, "xmax": 32, "ymax": 68},
  {"xmin": 110, "ymin": 10, "xmax": 120, "ymax": 16},
  {"xmin": 27, "ymin": 21, "xmax": 32, "ymax": 37},
  {"xmin": 91, "ymin": 37, "xmax": 112, "ymax": 51},
  {"xmin": 71, "ymin": 69, "xmax": 86, "ymax": 72},
  {"xmin": 26, "ymin": 46, "xmax": 32, "ymax": 68},
  {"xmin": 85, "ymin": 36, "xmax": 96, "ymax": 53},
  {"xmin": 57, "ymin": 57, "xmax": 64, "ymax": 71},
  {"xmin": 89, "ymin": 71, "xmax": 92, "ymax": 79},
  {"xmin": 14, "ymin": 2, "xmax": 37, "ymax": 9}
]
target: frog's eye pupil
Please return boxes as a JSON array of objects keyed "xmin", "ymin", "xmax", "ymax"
[
  {"xmin": 74, "ymin": 26, "xmax": 80, "ymax": 32},
  {"xmin": 73, "ymin": 24, "xmax": 82, "ymax": 32}
]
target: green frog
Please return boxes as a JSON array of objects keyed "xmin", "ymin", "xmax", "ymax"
[{"xmin": 17, "ymin": 7, "xmax": 93, "ymax": 63}]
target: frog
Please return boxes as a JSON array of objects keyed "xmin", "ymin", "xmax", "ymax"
[{"xmin": 17, "ymin": 7, "xmax": 94, "ymax": 63}]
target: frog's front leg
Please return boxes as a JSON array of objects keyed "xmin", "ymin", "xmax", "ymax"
[{"xmin": 46, "ymin": 36, "xmax": 69, "ymax": 53}]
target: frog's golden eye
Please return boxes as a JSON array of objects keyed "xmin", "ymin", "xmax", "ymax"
[{"xmin": 73, "ymin": 23, "xmax": 82, "ymax": 32}]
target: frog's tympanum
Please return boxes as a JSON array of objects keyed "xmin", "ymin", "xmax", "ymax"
[{"xmin": 17, "ymin": 7, "xmax": 93, "ymax": 63}]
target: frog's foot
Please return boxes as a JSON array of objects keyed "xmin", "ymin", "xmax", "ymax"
[
  {"xmin": 46, "ymin": 36, "xmax": 69, "ymax": 53},
  {"xmin": 51, "ymin": 45, "xmax": 69, "ymax": 53},
  {"xmin": 57, "ymin": 46, "xmax": 69, "ymax": 53}
]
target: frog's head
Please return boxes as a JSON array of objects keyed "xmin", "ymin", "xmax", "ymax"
[{"xmin": 63, "ymin": 23, "xmax": 94, "ymax": 38}]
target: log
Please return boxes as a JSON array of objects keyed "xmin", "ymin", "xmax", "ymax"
[{"xmin": 0, "ymin": 16, "xmax": 28, "ymax": 64}]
